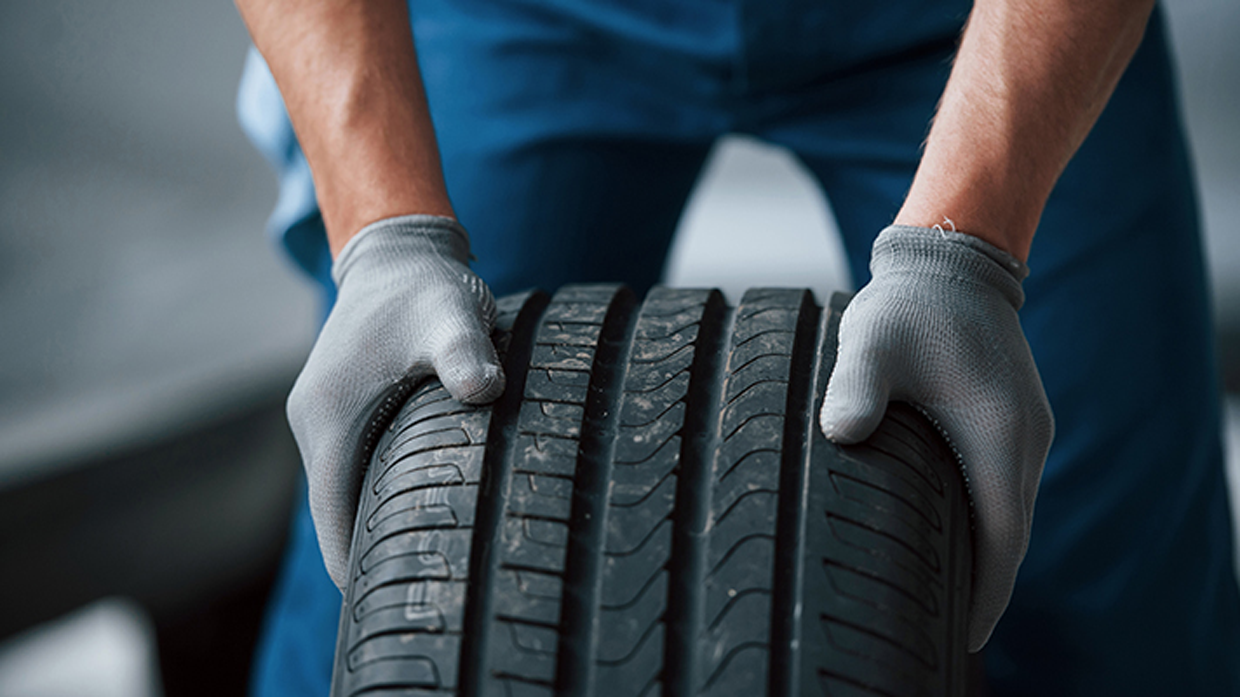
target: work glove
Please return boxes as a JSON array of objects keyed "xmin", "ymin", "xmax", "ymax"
[
  {"xmin": 819, "ymin": 224, "xmax": 1054, "ymax": 652},
  {"xmin": 287, "ymin": 214, "xmax": 504, "ymax": 589}
]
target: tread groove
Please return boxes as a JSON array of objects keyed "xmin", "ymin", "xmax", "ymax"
[
  {"xmin": 557, "ymin": 287, "xmax": 639, "ymax": 695},
  {"xmin": 772, "ymin": 292, "xmax": 824, "ymax": 697},
  {"xmin": 664, "ymin": 292, "xmax": 730, "ymax": 697},
  {"xmin": 457, "ymin": 291, "xmax": 549, "ymax": 697}
]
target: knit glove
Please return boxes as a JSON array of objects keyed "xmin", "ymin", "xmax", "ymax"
[
  {"xmin": 287, "ymin": 215, "xmax": 504, "ymax": 589},
  {"xmin": 819, "ymin": 224, "xmax": 1054, "ymax": 652}
]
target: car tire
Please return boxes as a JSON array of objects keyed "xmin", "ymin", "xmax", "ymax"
[{"xmin": 331, "ymin": 285, "xmax": 973, "ymax": 697}]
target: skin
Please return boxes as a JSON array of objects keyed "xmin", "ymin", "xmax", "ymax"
[
  {"xmin": 235, "ymin": 0, "xmax": 1156, "ymax": 262},
  {"xmin": 234, "ymin": 0, "xmax": 455, "ymax": 257},
  {"xmin": 894, "ymin": 0, "xmax": 1157, "ymax": 261}
]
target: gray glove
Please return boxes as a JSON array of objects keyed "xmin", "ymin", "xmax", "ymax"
[
  {"xmin": 287, "ymin": 214, "xmax": 504, "ymax": 589},
  {"xmin": 819, "ymin": 224, "xmax": 1054, "ymax": 652}
]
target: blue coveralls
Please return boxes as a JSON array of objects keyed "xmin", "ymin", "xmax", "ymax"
[{"xmin": 237, "ymin": 1, "xmax": 1240, "ymax": 693}]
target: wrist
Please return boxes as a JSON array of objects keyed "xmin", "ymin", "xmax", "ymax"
[
  {"xmin": 872, "ymin": 225, "xmax": 1028, "ymax": 309},
  {"xmin": 326, "ymin": 196, "xmax": 457, "ymax": 259},
  {"xmin": 332, "ymin": 214, "xmax": 471, "ymax": 287},
  {"xmin": 893, "ymin": 190, "xmax": 1039, "ymax": 263}
]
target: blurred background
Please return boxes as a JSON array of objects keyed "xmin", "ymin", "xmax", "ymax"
[{"xmin": 0, "ymin": 1, "xmax": 1236, "ymax": 695}]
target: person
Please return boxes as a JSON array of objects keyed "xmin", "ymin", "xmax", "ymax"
[{"xmin": 233, "ymin": 0, "xmax": 1240, "ymax": 693}]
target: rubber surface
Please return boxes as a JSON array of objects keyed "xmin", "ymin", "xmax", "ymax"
[{"xmin": 330, "ymin": 285, "xmax": 972, "ymax": 697}]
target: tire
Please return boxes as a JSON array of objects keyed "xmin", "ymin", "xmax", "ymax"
[{"xmin": 331, "ymin": 285, "xmax": 973, "ymax": 697}]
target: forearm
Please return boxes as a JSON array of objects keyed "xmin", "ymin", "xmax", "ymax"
[
  {"xmin": 235, "ymin": 0, "xmax": 454, "ymax": 257},
  {"xmin": 894, "ymin": 0, "xmax": 1155, "ymax": 261}
]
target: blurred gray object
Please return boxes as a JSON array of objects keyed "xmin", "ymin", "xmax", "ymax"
[
  {"xmin": 0, "ymin": 599, "xmax": 161, "ymax": 697},
  {"xmin": 0, "ymin": 0, "xmax": 1236, "ymax": 695},
  {"xmin": 0, "ymin": 1, "xmax": 314, "ymax": 695},
  {"xmin": 1171, "ymin": 0, "xmax": 1240, "ymax": 392},
  {"xmin": 0, "ymin": 1, "xmax": 318, "ymax": 476}
]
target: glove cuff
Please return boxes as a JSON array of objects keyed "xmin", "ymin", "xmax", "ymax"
[
  {"xmin": 871, "ymin": 225, "xmax": 1028, "ymax": 310},
  {"xmin": 332, "ymin": 215, "xmax": 472, "ymax": 287}
]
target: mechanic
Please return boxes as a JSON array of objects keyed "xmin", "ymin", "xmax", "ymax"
[{"xmin": 233, "ymin": 0, "xmax": 1240, "ymax": 693}]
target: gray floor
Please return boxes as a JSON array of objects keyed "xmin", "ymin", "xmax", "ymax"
[{"xmin": 0, "ymin": 0, "xmax": 1237, "ymax": 693}]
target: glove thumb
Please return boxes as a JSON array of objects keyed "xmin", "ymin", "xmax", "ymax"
[
  {"xmin": 430, "ymin": 322, "xmax": 506, "ymax": 404},
  {"xmin": 820, "ymin": 347, "xmax": 889, "ymax": 444}
]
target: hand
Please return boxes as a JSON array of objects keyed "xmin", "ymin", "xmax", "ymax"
[
  {"xmin": 287, "ymin": 215, "xmax": 505, "ymax": 589},
  {"xmin": 819, "ymin": 225, "xmax": 1054, "ymax": 652}
]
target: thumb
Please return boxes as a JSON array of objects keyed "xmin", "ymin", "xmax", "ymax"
[
  {"xmin": 819, "ymin": 347, "xmax": 889, "ymax": 443},
  {"xmin": 430, "ymin": 322, "xmax": 506, "ymax": 404}
]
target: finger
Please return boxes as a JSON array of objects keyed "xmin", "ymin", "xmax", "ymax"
[
  {"xmin": 819, "ymin": 345, "xmax": 889, "ymax": 443},
  {"xmin": 931, "ymin": 406, "xmax": 1032, "ymax": 653},
  {"xmin": 308, "ymin": 458, "xmax": 361, "ymax": 591},
  {"xmin": 964, "ymin": 500, "xmax": 1026, "ymax": 653},
  {"xmin": 430, "ymin": 322, "xmax": 506, "ymax": 405},
  {"xmin": 286, "ymin": 371, "xmax": 373, "ymax": 590}
]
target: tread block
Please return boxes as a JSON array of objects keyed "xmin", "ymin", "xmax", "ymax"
[
  {"xmin": 386, "ymin": 425, "xmax": 479, "ymax": 456},
  {"xmin": 852, "ymin": 441, "xmax": 948, "ymax": 501},
  {"xmin": 401, "ymin": 386, "xmax": 454, "ymax": 412},
  {"xmin": 360, "ymin": 528, "xmax": 472, "ymax": 573},
  {"xmin": 595, "ymin": 623, "xmax": 664, "ymax": 696},
  {"xmin": 529, "ymin": 343, "xmax": 597, "ymax": 372},
  {"xmin": 500, "ymin": 517, "xmax": 567, "ymax": 573},
  {"xmin": 601, "ymin": 551, "xmax": 669, "ymax": 608},
  {"xmin": 352, "ymin": 605, "xmax": 449, "ymax": 636},
  {"xmin": 346, "ymin": 657, "xmax": 442, "ymax": 691},
  {"xmin": 492, "ymin": 569, "xmax": 562, "ymax": 626},
  {"xmin": 508, "ymin": 473, "xmax": 574, "ymax": 521},
  {"xmin": 513, "ymin": 434, "xmax": 579, "ymax": 478},
  {"xmin": 518, "ymin": 400, "xmax": 584, "ymax": 438},
  {"xmin": 372, "ymin": 446, "xmax": 486, "ymax": 497},
  {"xmin": 387, "ymin": 411, "xmax": 490, "ymax": 448},
  {"xmin": 596, "ymin": 569, "xmax": 667, "ymax": 663},
  {"xmin": 549, "ymin": 285, "xmax": 621, "ymax": 306},
  {"xmin": 619, "ymin": 370, "xmax": 691, "ymax": 425},
  {"xmin": 818, "ymin": 609, "xmax": 938, "ymax": 676},
  {"xmin": 704, "ymin": 534, "xmax": 775, "ymax": 624},
  {"xmin": 830, "ymin": 469, "xmax": 942, "ymax": 533},
  {"xmin": 689, "ymin": 290, "xmax": 800, "ymax": 697},
  {"xmin": 700, "ymin": 590, "xmax": 771, "ymax": 676},
  {"xmin": 822, "ymin": 559, "xmax": 938, "ymax": 624},
  {"xmin": 720, "ymin": 391, "xmax": 787, "ymax": 441},
  {"xmin": 487, "ymin": 621, "xmax": 559, "ymax": 683},
  {"xmin": 724, "ymin": 354, "xmax": 793, "ymax": 402},
  {"xmin": 622, "ymin": 346, "xmax": 696, "ymax": 392},
  {"xmin": 631, "ymin": 321, "xmax": 701, "ymax": 358},
  {"xmin": 604, "ymin": 480, "xmax": 675, "ymax": 556},
  {"xmin": 353, "ymin": 580, "xmax": 467, "ymax": 629},
  {"xmin": 614, "ymin": 403, "xmax": 685, "ymax": 464},
  {"xmin": 540, "ymin": 302, "xmax": 608, "ymax": 324},
  {"xmin": 825, "ymin": 500, "xmax": 941, "ymax": 575},
  {"xmin": 712, "ymin": 449, "xmax": 780, "ymax": 519},
  {"xmin": 387, "ymin": 401, "xmax": 484, "ymax": 440},
  {"xmin": 367, "ymin": 485, "xmax": 478, "ymax": 536},
  {"xmin": 487, "ymin": 678, "xmax": 555, "ymax": 697},
  {"xmin": 610, "ymin": 440, "xmax": 679, "ymax": 507},
  {"xmin": 523, "ymin": 368, "xmax": 591, "ymax": 403},
  {"xmin": 728, "ymin": 331, "xmax": 796, "ymax": 377},
  {"xmin": 537, "ymin": 321, "xmax": 613, "ymax": 346},
  {"xmin": 347, "ymin": 633, "xmax": 460, "ymax": 686},
  {"xmin": 701, "ymin": 644, "xmax": 769, "ymax": 697}
]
